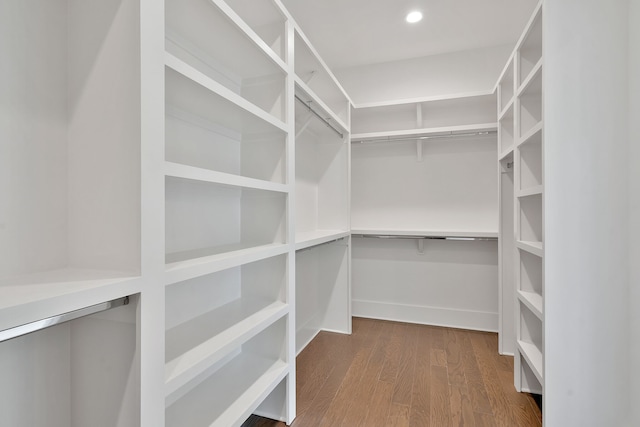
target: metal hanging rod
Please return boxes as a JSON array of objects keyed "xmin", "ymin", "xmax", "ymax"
[
  {"xmin": 294, "ymin": 94, "xmax": 344, "ymax": 139},
  {"xmin": 297, "ymin": 237, "xmax": 347, "ymax": 252},
  {"xmin": 353, "ymin": 234, "xmax": 497, "ymax": 241},
  {"xmin": 0, "ymin": 296, "xmax": 130, "ymax": 343},
  {"xmin": 352, "ymin": 130, "xmax": 497, "ymax": 144}
]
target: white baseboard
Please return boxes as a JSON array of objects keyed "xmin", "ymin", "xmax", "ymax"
[{"xmin": 352, "ymin": 299, "xmax": 498, "ymax": 332}]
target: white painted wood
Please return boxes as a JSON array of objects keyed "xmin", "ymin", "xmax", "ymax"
[
  {"xmin": 294, "ymin": 77, "xmax": 349, "ymax": 133},
  {"xmin": 516, "ymin": 240, "xmax": 543, "ymax": 257},
  {"xmin": 164, "ymin": 162, "xmax": 289, "ymax": 193},
  {"xmin": 295, "ymin": 240, "xmax": 350, "ymax": 354},
  {"xmin": 517, "ymin": 340, "xmax": 543, "ymax": 384},
  {"xmin": 165, "ymin": 107, "xmax": 286, "ymax": 185},
  {"xmin": 353, "ymin": 300, "xmax": 498, "ymax": 332},
  {"xmin": 498, "ymin": 154, "xmax": 516, "ymax": 355},
  {"xmin": 518, "ymin": 291, "xmax": 543, "ymax": 320},
  {"xmin": 293, "ymin": 32, "xmax": 351, "ymax": 125},
  {"xmin": 295, "ymin": 230, "xmax": 351, "ymax": 251},
  {"xmin": 351, "ymin": 94, "xmax": 497, "ymax": 135},
  {"xmin": 352, "ymin": 229, "xmax": 499, "ymax": 238},
  {"xmin": 165, "ymin": 320, "xmax": 288, "ymax": 427},
  {"xmin": 165, "ymin": 54, "xmax": 288, "ymax": 133},
  {"xmin": 351, "ymin": 123, "xmax": 497, "ymax": 142}
]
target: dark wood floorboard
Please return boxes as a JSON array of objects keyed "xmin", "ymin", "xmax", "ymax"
[{"xmin": 242, "ymin": 318, "xmax": 542, "ymax": 427}]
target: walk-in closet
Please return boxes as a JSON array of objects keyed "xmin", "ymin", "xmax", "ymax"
[{"xmin": 1, "ymin": 0, "xmax": 638, "ymax": 426}]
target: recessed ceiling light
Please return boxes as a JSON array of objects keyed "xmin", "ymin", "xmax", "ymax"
[{"xmin": 406, "ymin": 11, "xmax": 423, "ymax": 23}]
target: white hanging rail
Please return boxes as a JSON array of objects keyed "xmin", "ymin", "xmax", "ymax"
[
  {"xmin": 0, "ymin": 296, "xmax": 130, "ymax": 343},
  {"xmin": 353, "ymin": 234, "xmax": 497, "ymax": 241},
  {"xmin": 294, "ymin": 94, "xmax": 344, "ymax": 139},
  {"xmin": 352, "ymin": 130, "xmax": 497, "ymax": 145}
]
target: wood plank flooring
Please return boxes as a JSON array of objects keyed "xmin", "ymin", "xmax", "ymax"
[{"xmin": 243, "ymin": 318, "xmax": 541, "ymax": 427}]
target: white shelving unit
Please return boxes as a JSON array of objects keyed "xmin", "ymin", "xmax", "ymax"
[
  {"xmin": 350, "ymin": 94, "xmax": 500, "ymax": 331},
  {"xmin": 496, "ymin": 1, "xmax": 544, "ymax": 396},
  {"xmin": 162, "ymin": 0, "xmax": 298, "ymax": 425},
  {"xmin": 291, "ymin": 21, "xmax": 353, "ymax": 354},
  {"xmin": 0, "ymin": 0, "xmax": 145, "ymax": 424}
]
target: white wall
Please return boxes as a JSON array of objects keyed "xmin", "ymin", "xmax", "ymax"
[
  {"xmin": 335, "ymin": 45, "xmax": 511, "ymax": 106},
  {"xmin": 629, "ymin": 0, "xmax": 640, "ymax": 424},
  {"xmin": 544, "ymin": 0, "xmax": 631, "ymax": 425}
]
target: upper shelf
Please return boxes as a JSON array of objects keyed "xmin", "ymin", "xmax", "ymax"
[
  {"xmin": 351, "ymin": 229, "xmax": 499, "ymax": 239},
  {"xmin": 351, "ymin": 123, "xmax": 497, "ymax": 144},
  {"xmin": 351, "ymin": 93, "xmax": 497, "ymax": 136},
  {"xmin": 295, "ymin": 79, "xmax": 349, "ymax": 138}
]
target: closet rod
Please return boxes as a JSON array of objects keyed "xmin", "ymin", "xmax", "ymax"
[
  {"xmin": 352, "ymin": 130, "xmax": 497, "ymax": 144},
  {"xmin": 354, "ymin": 234, "xmax": 497, "ymax": 241},
  {"xmin": 294, "ymin": 95, "xmax": 344, "ymax": 139},
  {"xmin": 0, "ymin": 296, "xmax": 130, "ymax": 343}
]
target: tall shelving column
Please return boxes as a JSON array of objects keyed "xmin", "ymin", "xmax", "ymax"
[
  {"xmin": 288, "ymin": 12, "xmax": 353, "ymax": 354},
  {"xmin": 496, "ymin": 51, "xmax": 516, "ymax": 355},
  {"xmin": 162, "ymin": 0, "xmax": 295, "ymax": 425},
  {"xmin": 498, "ymin": 0, "xmax": 544, "ymax": 396}
]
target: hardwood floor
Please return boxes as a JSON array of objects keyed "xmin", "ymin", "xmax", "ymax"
[{"xmin": 243, "ymin": 318, "xmax": 542, "ymax": 427}]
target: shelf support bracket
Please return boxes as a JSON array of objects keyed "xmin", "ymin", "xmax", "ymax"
[
  {"xmin": 416, "ymin": 103, "xmax": 424, "ymax": 161},
  {"xmin": 417, "ymin": 140, "xmax": 423, "ymax": 161},
  {"xmin": 417, "ymin": 239, "xmax": 425, "ymax": 254}
]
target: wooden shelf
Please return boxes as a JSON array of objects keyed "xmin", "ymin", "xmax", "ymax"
[
  {"xmin": 295, "ymin": 230, "xmax": 350, "ymax": 251},
  {"xmin": 517, "ymin": 340, "xmax": 543, "ymax": 384},
  {"xmin": 164, "ymin": 162, "xmax": 289, "ymax": 193},
  {"xmin": 516, "ymin": 240, "xmax": 543, "ymax": 257},
  {"xmin": 165, "ymin": 243, "xmax": 289, "ymax": 286},
  {"xmin": 518, "ymin": 290, "xmax": 543, "ymax": 319},
  {"xmin": 165, "ymin": 299, "xmax": 288, "ymax": 396},
  {"xmin": 165, "ymin": 352, "xmax": 288, "ymax": 427}
]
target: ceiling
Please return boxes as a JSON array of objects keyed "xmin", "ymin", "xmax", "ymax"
[{"xmin": 281, "ymin": 0, "xmax": 539, "ymax": 70}]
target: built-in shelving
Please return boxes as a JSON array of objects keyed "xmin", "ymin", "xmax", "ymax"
[
  {"xmin": 350, "ymin": 90, "xmax": 499, "ymax": 332},
  {"xmin": 165, "ymin": 318, "xmax": 289, "ymax": 427},
  {"xmin": 294, "ymin": 30, "xmax": 351, "ymax": 126},
  {"xmin": 292, "ymin": 25, "xmax": 352, "ymax": 357},
  {"xmin": 496, "ymin": 0, "xmax": 545, "ymax": 398},
  {"xmin": 162, "ymin": 1, "xmax": 297, "ymax": 424},
  {"xmin": 0, "ymin": 0, "xmax": 144, "ymax": 422}
]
